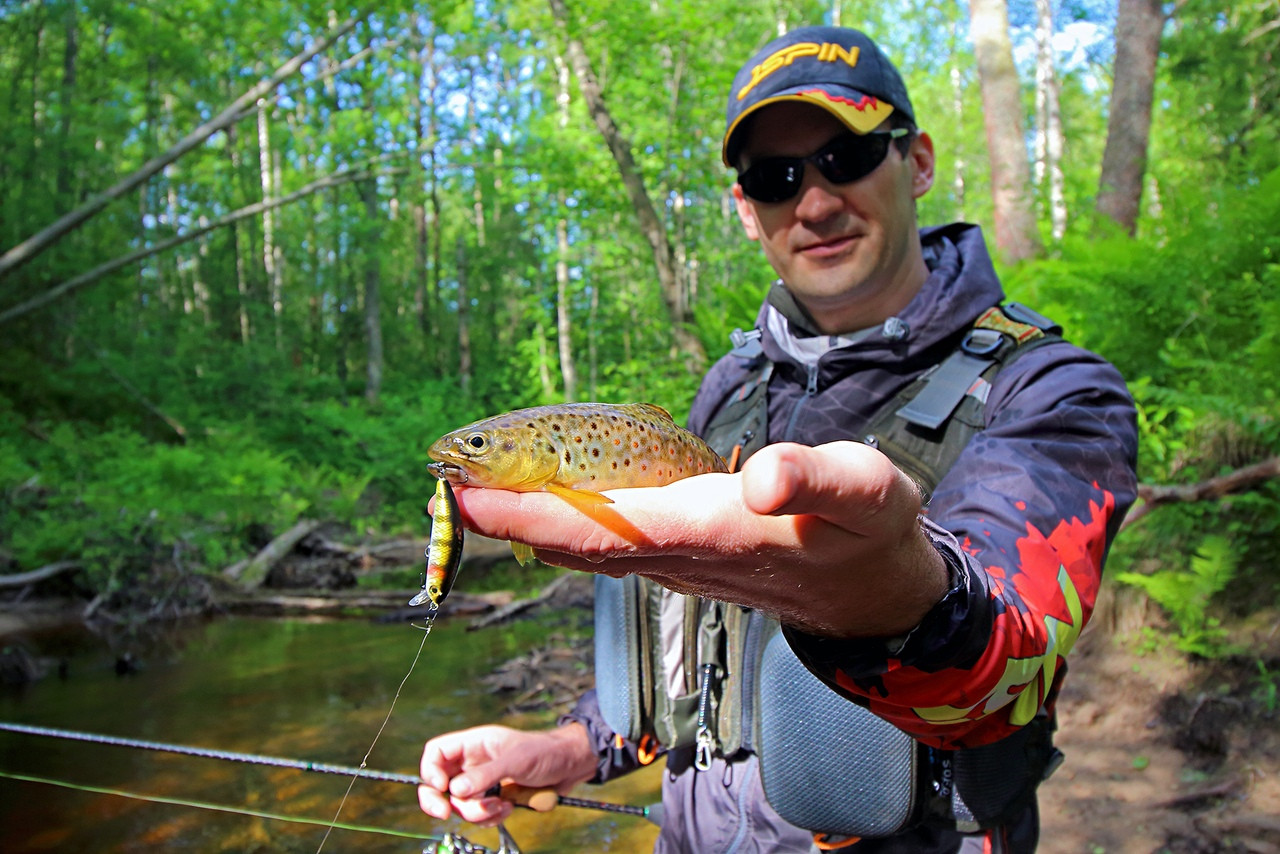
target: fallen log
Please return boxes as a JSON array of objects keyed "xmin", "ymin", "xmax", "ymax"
[
  {"xmin": 0, "ymin": 561, "xmax": 83, "ymax": 590},
  {"xmin": 216, "ymin": 587, "xmax": 514, "ymax": 618},
  {"xmin": 467, "ymin": 573, "xmax": 579, "ymax": 630},
  {"xmin": 223, "ymin": 519, "xmax": 324, "ymax": 588}
]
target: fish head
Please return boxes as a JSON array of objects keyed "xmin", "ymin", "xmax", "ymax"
[{"xmin": 428, "ymin": 417, "xmax": 561, "ymax": 491}]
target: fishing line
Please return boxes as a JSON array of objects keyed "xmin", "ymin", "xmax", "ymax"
[
  {"xmin": 317, "ymin": 606, "xmax": 437, "ymax": 852},
  {"xmin": 0, "ymin": 768, "xmax": 428, "ymax": 840}
]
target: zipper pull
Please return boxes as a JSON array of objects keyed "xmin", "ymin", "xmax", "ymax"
[
  {"xmin": 805, "ymin": 362, "xmax": 819, "ymax": 396},
  {"xmin": 694, "ymin": 662, "xmax": 719, "ymax": 771}
]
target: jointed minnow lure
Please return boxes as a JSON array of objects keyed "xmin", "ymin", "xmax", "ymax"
[{"xmin": 409, "ymin": 477, "xmax": 464, "ymax": 608}]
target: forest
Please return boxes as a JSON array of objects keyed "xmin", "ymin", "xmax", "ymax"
[{"xmin": 0, "ymin": 0, "xmax": 1277, "ymax": 659}]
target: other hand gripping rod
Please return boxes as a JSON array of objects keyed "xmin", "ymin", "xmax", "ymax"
[{"xmin": 1, "ymin": 722, "xmax": 655, "ymax": 820}]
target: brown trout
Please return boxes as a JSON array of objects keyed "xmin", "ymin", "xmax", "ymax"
[{"xmin": 427, "ymin": 402, "xmax": 728, "ymax": 564}]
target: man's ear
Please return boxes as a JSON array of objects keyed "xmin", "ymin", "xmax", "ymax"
[
  {"xmin": 732, "ymin": 183, "xmax": 762, "ymax": 241},
  {"xmin": 908, "ymin": 130, "xmax": 936, "ymax": 200}
]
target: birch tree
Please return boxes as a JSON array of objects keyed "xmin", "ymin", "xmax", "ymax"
[
  {"xmin": 969, "ymin": 0, "xmax": 1044, "ymax": 262},
  {"xmin": 1034, "ymin": 0, "xmax": 1067, "ymax": 240}
]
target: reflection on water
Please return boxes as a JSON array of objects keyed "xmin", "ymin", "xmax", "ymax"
[{"xmin": 0, "ymin": 614, "xmax": 660, "ymax": 853}]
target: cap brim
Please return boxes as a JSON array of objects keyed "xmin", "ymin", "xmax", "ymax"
[{"xmin": 722, "ymin": 86, "xmax": 897, "ymax": 166}]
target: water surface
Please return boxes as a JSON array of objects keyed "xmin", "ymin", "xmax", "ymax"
[{"xmin": 0, "ymin": 613, "xmax": 660, "ymax": 852}]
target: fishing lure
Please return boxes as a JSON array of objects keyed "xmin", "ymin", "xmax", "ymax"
[{"xmin": 409, "ymin": 477, "xmax": 465, "ymax": 608}]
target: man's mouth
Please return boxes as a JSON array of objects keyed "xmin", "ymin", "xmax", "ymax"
[{"xmin": 799, "ymin": 234, "xmax": 858, "ymax": 257}]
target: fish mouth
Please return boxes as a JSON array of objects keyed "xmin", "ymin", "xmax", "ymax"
[{"xmin": 426, "ymin": 461, "xmax": 469, "ymax": 484}]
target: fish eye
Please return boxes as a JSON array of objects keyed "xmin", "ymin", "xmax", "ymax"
[{"xmin": 465, "ymin": 433, "xmax": 488, "ymax": 451}]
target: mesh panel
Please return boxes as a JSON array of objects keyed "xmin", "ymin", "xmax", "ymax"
[
  {"xmin": 757, "ymin": 632, "xmax": 918, "ymax": 837},
  {"xmin": 593, "ymin": 575, "xmax": 642, "ymax": 740}
]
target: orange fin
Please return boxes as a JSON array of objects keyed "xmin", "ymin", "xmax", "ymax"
[
  {"xmin": 544, "ymin": 483, "xmax": 654, "ymax": 550},
  {"xmin": 544, "ymin": 483, "xmax": 614, "ymax": 507}
]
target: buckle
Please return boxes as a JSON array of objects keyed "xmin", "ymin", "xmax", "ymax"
[{"xmin": 960, "ymin": 328, "xmax": 1004, "ymax": 357}]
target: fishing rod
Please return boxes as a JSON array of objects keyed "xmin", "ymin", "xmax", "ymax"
[{"xmin": 0, "ymin": 721, "xmax": 654, "ymax": 820}]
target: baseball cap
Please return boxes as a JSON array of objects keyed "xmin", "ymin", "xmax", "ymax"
[{"xmin": 722, "ymin": 26, "xmax": 915, "ymax": 167}]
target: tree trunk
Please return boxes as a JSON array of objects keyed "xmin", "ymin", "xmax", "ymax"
[
  {"xmin": 556, "ymin": 191, "xmax": 578, "ymax": 401},
  {"xmin": 54, "ymin": 1, "xmax": 78, "ymax": 202},
  {"xmin": 547, "ymin": 0, "xmax": 706, "ymax": 374},
  {"xmin": 360, "ymin": 176, "xmax": 383, "ymax": 404},
  {"xmin": 0, "ymin": 12, "xmax": 364, "ymax": 281},
  {"xmin": 455, "ymin": 234, "xmax": 473, "ymax": 396},
  {"xmin": 969, "ymin": 0, "xmax": 1044, "ymax": 262},
  {"xmin": 257, "ymin": 98, "xmax": 284, "ymax": 347},
  {"xmin": 1097, "ymin": 0, "xmax": 1164, "ymax": 234},
  {"xmin": 950, "ymin": 49, "xmax": 968, "ymax": 221},
  {"xmin": 1034, "ymin": 0, "xmax": 1067, "ymax": 240},
  {"xmin": 409, "ymin": 17, "xmax": 437, "ymax": 360}
]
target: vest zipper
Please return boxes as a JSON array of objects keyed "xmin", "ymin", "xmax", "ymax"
[
  {"xmin": 694, "ymin": 662, "xmax": 718, "ymax": 771},
  {"xmin": 783, "ymin": 361, "xmax": 820, "ymax": 441}
]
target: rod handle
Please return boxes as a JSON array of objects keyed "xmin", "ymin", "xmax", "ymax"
[{"xmin": 496, "ymin": 782, "xmax": 560, "ymax": 812}]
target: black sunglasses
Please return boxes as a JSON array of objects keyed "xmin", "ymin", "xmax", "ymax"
[{"xmin": 736, "ymin": 128, "xmax": 911, "ymax": 204}]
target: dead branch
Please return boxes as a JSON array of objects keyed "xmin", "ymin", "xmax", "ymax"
[
  {"xmin": 1122, "ymin": 455, "xmax": 1280, "ymax": 529},
  {"xmin": 224, "ymin": 519, "xmax": 325, "ymax": 588},
  {"xmin": 0, "ymin": 166, "xmax": 378, "ymax": 325},
  {"xmin": 0, "ymin": 11, "xmax": 365, "ymax": 282},
  {"xmin": 0, "ymin": 561, "xmax": 83, "ymax": 590},
  {"xmin": 468, "ymin": 572, "xmax": 577, "ymax": 630}
]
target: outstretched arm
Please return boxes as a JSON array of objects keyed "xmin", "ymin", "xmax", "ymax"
[{"xmin": 446, "ymin": 440, "xmax": 950, "ymax": 639}]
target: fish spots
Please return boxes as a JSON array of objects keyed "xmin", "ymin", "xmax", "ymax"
[
  {"xmin": 591, "ymin": 448, "xmax": 600, "ymax": 457},
  {"xmin": 611, "ymin": 461, "xmax": 618, "ymax": 470},
  {"xmin": 564, "ymin": 450, "xmax": 572, "ymax": 464}
]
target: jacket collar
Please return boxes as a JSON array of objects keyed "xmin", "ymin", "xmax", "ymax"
[{"xmin": 757, "ymin": 223, "xmax": 1005, "ymax": 370}]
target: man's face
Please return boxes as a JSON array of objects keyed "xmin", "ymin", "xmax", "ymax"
[{"xmin": 732, "ymin": 102, "xmax": 935, "ymax": 334}]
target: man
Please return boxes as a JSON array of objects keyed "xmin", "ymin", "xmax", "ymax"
[{"xmin": 417, "ymin": 26, "xmax": 1138, "ymax": 852}]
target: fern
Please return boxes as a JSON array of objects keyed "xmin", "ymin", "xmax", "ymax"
[{"xmin": 1115, "ymin": 535, "xmax": 1239, "ymax": 657}]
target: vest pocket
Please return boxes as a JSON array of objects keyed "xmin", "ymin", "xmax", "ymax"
[{"xmin": 594, "ymin": 574, "xmax": 651, "ymax": 742}]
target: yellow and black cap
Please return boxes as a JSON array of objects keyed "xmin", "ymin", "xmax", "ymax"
[{"xmin": 722, "ymin": 26, "xmax": 915, "ymax": 167}]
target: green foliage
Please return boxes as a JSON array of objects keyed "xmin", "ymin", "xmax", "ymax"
[
  {"xmin": 1, "ymin": 0, "xmax": 1276, "ymax": 635},
  {"xmin": 1114, "ymin": 536, "xmax": 1238, "ymax": 657},
  {"xmin": 0, "ymin": 417, "xmax": 364, "ymax": 586}
]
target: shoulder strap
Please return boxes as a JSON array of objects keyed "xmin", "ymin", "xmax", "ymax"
[
  {"xmin": 895, "ymin": 305, "xmax": 1057, "ymax": 431},
  {"xmin": 863, "ymin": 304, "xmax": 1062, "ymax": 501},
  {"xmin": 699, "ymin": 328, "xmax": 773, "ymax": 470}
]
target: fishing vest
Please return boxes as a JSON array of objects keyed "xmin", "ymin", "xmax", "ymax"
[{"xmin": 593, "ymin": 303, "xmax": 1065, "ymax": 841}]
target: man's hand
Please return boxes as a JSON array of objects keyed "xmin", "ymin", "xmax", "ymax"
[
  {"xmin": 447, "ymin": 441, "xmax": 948, "ymax": 638},
  {"xmin": 418, "ymin": 723, "xmax": 597, "ymax": 825}
]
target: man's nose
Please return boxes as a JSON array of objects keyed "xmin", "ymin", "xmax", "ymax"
[{"xmin": 792, "ymin": 173, "xmax": 844, "ymax": 222}]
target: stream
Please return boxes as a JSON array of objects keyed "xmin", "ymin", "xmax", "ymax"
[{"xmin": 0, "ymin": 612, "xmax": 661, "ymax": 852}]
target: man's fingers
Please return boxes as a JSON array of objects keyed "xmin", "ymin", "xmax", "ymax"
[{"xmin": 740, "ymin": 442, "xmax": 916, "ymax": 533}]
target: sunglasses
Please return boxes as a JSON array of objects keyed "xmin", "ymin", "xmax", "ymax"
[{"xmin": 736, "ymin": 128, "xmax": 911, "ymax": 204}]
